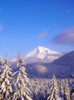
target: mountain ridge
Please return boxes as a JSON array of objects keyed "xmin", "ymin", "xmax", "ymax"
[
  {"xmin": 25, "ymin": 50, "xmax": 74, "ymax": 78},
  {"xmin": 11, "ymin": 50, "xmax": 74, "ymax": 78}
]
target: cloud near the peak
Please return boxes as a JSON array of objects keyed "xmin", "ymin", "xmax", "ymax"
[
  {"xmin": 0, "ymin": 24, "xmax": 3, "ymax": 30},
  {"xmin": 38, "ymin": 28, "xmax": 48, "ymax": 38},
  {"xmin": 52, "ymin": 28, "xmax": 74, "ymax": 45},
  {"xmin": 38, "ymin": 32, "xmax": 47, "ymax": 38}
]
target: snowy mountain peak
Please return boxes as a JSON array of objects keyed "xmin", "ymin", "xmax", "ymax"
[
  {"xmin": 25, "ymin": 46, "xmax": 63, "ymax": 62},
  {"xmin": 37, "ymin": 46, "xmax": 50, "ymax": 51},
  {"xmin": 37, "ymin": 46, "xmax": 51, "ymax": 53},
  {"xmin": 36, "ymin": 46, "xmax": 61, "ymax": 54}
]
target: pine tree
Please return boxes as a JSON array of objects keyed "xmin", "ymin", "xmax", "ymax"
[
  {"xmin": 0, "ymin": 56, "xmax": 2, "ymax": 80},
  {"xmin": 0, "ymin": 58, "xmax": 13, "ymax": 100},
  {"xmin": 12, "ymin": 55, "xmax": 32, "ymax": 100},
  {"xmin": 33, "ymin": 92, "xmax": 37, "ymax": 100},
  {"xmin": 47, "ymin": 74, "xmax": 59, "ymax": 100},
  {"xmin": 0, "ymin": 56, "xmax": 2, "ymax": 65},
  {"xmin": 0, "ymin": 56, "xmax": 3, "ymax": 100},
  {"xmin": 59, "ymin": 79, "xmax": 66, "ymax": 99},
  {"xmin": 0, "ymin": 56, "xmax": 3, "ymax": 75},
  {"xmin": 65, "ymin": 79, "xmax": 71, "ymax": 100},
  {"xmin": 60, "ymin": 79, "xmax": 71, "ymax": 100}
]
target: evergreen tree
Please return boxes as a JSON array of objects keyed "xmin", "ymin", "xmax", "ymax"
[
  {"xmin": 47, "ymin": 74, "xmax": 59, "ymax": 100},
  {"xmin": 12, "ymin": 55, "xmax": 32, "ymax": 100},
  {"xmin": 60, "ymin": 79, "xmax": 66, "ymax": 99},
  {"xmin": 0, "ymin": 56, "xmax": 2, "ymax": 66},
  {"xmin": 60, "ymin": 79, "xmax": 71, "ymax": 100},
  {"xmin": 65, "ymin": 79, "xmax": 71, "ymax": 100},
  {"xmin": 33, "ymin": 92, "xmax": 37, "ymax": 100},
  {"xmin": 0, "ymin": 56, "xmax": 3, "ymax": 75},
  {"xmin": 0, "ymin": 58, "xmax": 13, "ymax": 100}
]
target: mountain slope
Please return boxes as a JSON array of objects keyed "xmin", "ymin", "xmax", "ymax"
[
  {"xmin": 25, "ymin": 51, "xmax": 74, "ymax": 78},
  {"xmin": 11, "ymin": 50, "xmax": 74, "ymax": 78},
  {"xmin": 53, "ymin": 51, "xmax": 74, "ymax": 66}
]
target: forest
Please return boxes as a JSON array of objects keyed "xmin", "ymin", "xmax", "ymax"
[{"xmin": 0, "ymin": 55, "xmax": 74, "ymax": 100}]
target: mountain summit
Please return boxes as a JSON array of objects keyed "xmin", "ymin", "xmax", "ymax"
[{"xmin": 25, "ymin": 46, "xmax": 62, "ymax": 63}]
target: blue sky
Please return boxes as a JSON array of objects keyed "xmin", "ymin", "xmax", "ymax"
[{"xmin": 0, "ymin": 0, "xmax": 74, "ymax": 58}]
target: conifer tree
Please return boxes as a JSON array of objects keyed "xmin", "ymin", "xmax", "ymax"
[
  {"xmin": 0, "ymin": 56, "xmax": 3, "ymax": 75},
  {"xmin": 13, "ymin": 54, "xmax": 32, "ymax": 100},
  {"xmin": 60, "ymin": 79, "xmax": 66, "ymax": 99},
  {"xmin": 60, "ymin": 79, "xmax": 71, "ymax": 100},
  {"xmin": 0, "ymin": 56, "xmax": 2, "ymax": 66},
  {"xmin": 65, "ymin": 79, "xmax": 71, "ymax": 100},
  {"xmin": 0, "ymin": 58, "xmax": 13, "ymax": 99},
  {"xmin": 47, "ymin": 74, "xmax": 59, "ymax": 100}
]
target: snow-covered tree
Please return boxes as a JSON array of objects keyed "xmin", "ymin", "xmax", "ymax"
[
  {"xmin": 65, "ymin": 79, "xmax": 71, "ymax": 100},
  {"xmin": 13, "ymin": 54, "xmax": 32, "ymax": 100},
  {"xmin": 0, "ymin": 56, "xmax": 3, "ymax": 75},
  {"xmin": 59, "ymin": 79, "xmax": 66, "ymax": 99},
  {"xmin": 60, "ymin": 79, "xmax": 71, "ymax": 100},
  {"xmin": 47, "ymin": 74, "xmax": 59, "ymax": 100},
  {"xmin": 0, "ymin": 56, "xmax": 2, "ymax": 66},
  {"xmin": 71, "ymin": 88, "xmax": 74, "ymax": 100},
  {"xmin": 32, "ymin": 88, "xmax": 37, "ymax": 100},
  {"xmin": 0, "ymin": 58, "xmax": 13, "ymax": 99},
  {"xmin": 32, "ymin": 92, "xmax": 37, "ymax": 100}
]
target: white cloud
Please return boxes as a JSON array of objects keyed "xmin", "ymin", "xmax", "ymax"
[{"xmin": 52, "ymin": 27, "xmax": 74, "ymax": 45}]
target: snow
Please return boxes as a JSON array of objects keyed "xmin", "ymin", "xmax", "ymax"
[
  {"xmin": 26, "ymin": 46, "xmax": 61, "ymax": 58},
  {"xmin": 56, "ymin": 97, "xmax": 63, "ymax": 100},
  {"xmin": 25, "ymin": 46, "xmax": 62, "ymax": 62}
]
